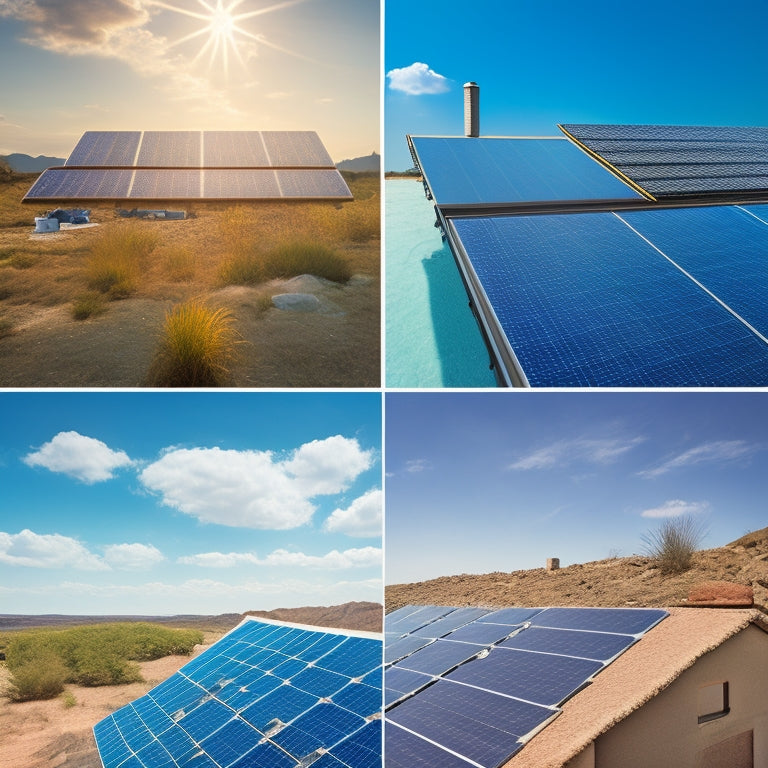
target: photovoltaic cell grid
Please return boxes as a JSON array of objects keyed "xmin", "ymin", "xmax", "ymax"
[
  {"xmin": 559, "ymin": 124, "xmax": 768, "ymax": 199},
  {"xmin": 409, "ymin": 126, "xmax": 768, "ymax": 387},
  {"xmin": 384, "ymin": 605, "xmax": 667, "ymax": 768},
  {"xmin": 93, "ymin": 617, "xmax": 382, "ymax": 768},
  {"xmin": 24, "ymin": 131, "xmax": 351, "ymax": 201}
]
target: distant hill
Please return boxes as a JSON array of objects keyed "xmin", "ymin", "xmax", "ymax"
[
  {"xmin": 337, "ymin": 152, "xmax": 379, "ymax": 172},
  {"xmin": 387, "ymin": 527, "xmax": 768, "ymax": 614},
  {"xmin": 245, "ymin": 600, "xmax": 382, "ymax": 633},
  {"xmin": 2, "ymin": 153, "xmax": 65, "ymax": 172}
]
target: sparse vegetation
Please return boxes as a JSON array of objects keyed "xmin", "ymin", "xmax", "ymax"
[
  {"xmin": 162, "ymin": 246, "xmax": 196, "ymax": 282},
  {"xmin": 148, "ymin": 299, "xmax": 239, "ymax": 386},
  {"xmin": 61, "ymin": 690, "xmax": 77, "ymax": 708},
  {"xmin": 218, "ymin": 247, "xmax": 263, "ymax": 286},
  {"xmin": 86, "ymin": 224, "xmax": 159, "ymax": 298},
  {"xmin": 4, "ymin": 623, "xmax": 203, "ymax": 702},
  {"xmin": 71, "ymin": 291, "xmax": 107, "ymax": 320},
  {"xmin": 262, "ymin": 241, "xmax": 351, "ymax": 283},
  {"xmin": 641, "ymin": 515, "xmax": 708, "ymax": 574}
]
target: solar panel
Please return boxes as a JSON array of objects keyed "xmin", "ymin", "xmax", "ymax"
[
  {"xmin": 94, "ymin": 616, "xmax": 382, "ymax": 768},
  {"xmin": 23, "ymin": 131, "xmax": 351, "ymax": 202},
  {"xmin": 408, "ymin": 136, "xmax": 642, "ymax": 208},
  {"xmin": 560, "ymin": 124, "xmax": 768, "ymax": 200},
  {"xmin": 409, "ymin": 607, "xmax": 491, "ymax": 638},
  {"xmin": 448, "ymin": 212, "xmax": 768, "ymax": 386},
  {"xmin": 384, "ymin": 605, "xmax": 667, "ymax": 767}
]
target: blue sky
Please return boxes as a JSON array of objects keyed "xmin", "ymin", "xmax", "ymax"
[
  {"xmin": 0, "ymin": 392, "xmax": 382, "ymax": 615},
  {"xmin": 0, "ymin": 0, "xmax": 379, "ymax": 161},
  {"xmin": 386, "ymin": 392, "xmax": 767, "ymax": 584},
  {"xmin": 385, "ymin": 0, "xmax": 768, "ymax": 169}
]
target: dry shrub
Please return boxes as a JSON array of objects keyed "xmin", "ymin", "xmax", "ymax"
[
  {"xmin": 218, "ymin": 248, "xmax": 263, "ymax": 286},
  {"xmin": 149, "ymin": 299, "xmax": 239, "ymax": 386},
  {"xmin": 262, "ymin": 241, "xmax": 351, "ymax": 283},
  {"xmin": 641, "ymin": 515, "xmax": 707, "ymax": 574},
  {"xmin": 86, "ymin": 223, "xmax": 159, "ymax": 298},
  {"xmin": 162, "ymin": 247, "xmax": 196, "ymax": 282},
  {"xmin": 71, "ymin": 291, "xmax": 107, "ymax": 320}
]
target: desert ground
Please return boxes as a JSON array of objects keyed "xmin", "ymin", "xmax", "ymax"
[
  {"xmin": 386, "ymin": 528, "xmax": 768, "ymax": 613},
  {"xmin": 0, "ymin": 171, "xmax": 380, "ymax": 387}
]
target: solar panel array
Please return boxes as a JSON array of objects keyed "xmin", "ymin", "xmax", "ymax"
[
  {"xmin": 559, "ymin": 124, "xmax": 768, "ymax": 200},
  {"xmin": 93, "ymin": 617, "xmax": 382, "ymax": 768},
  {"xmin": 24, "ymin": 131, "xmax": 351, "ymax": 202},
  {"xmin": 408, "ymin": 125, "xmax": 768, "ymax": 386},
  {"xmin": 384, "ymin": 605, "xmax": 667, "ymax": 768}
]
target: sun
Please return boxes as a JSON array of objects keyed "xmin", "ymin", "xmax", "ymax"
[{"xmin": 151, "ymin": 0, "xmax": 309, "ymax": 77}]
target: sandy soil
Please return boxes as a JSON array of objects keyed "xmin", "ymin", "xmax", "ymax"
[
  {"xmin": 0, "ymin": 647, "xmax": 208, "ymax": 768},
  {"xmin": 386, "ymin": 529, "xmax": 768, "ymax": 614}
]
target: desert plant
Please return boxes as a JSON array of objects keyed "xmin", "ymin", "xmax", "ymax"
[
  {"xmin": 163, "ymin": 247, "xmax": 196, "ymax": 282},
  {"xmin": 218, "ymin": 249, "xmax": 263, "ymax": 286},
  {"xmin": 7, "ymin": 652, "xmax": 68, "ymax": 702},
  {"xmin": 262, "ymin": 241, "xmax": 351, "ymax": 283},
  {"xmin": 641, "ymin": 515, "xmax": 707, "ymax": 574},
  {"xmin": 149, "ymin": 299, "xmax": 239, "ymax": 386},
  {"xmin": 86, "ymin": 224, "xmax": 159, "ymax": 298},
  {"xmin": 61, "ymin": 690, "xmax": 77, "ymax": 708},
  {"xmin": 71, "ymin": 291, "xmax": 107, "ymax": 320}
]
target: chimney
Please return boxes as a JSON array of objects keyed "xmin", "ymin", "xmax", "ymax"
[{"xmin": 464, "ymin": 82, "xmax": 479, "ymax": 137}]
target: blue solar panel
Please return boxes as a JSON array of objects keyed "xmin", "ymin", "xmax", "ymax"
[
  {"xmin": 449, "ymin": 212, "xmax": 768, "ymax": 386},
  {"xmin": 409, "ymin": 136, "xmax": 641, "ymax": 206},
  {"xmin": 94, "ymin": 617, "xmax": 382, "ymax": 768},
  {"xmin": 385, "ymin": 605, "xmax": 667, "ymax": 766},
  {"xmin": 23, "ymin": 168, "xmax": 133, "ymax": 200},
  {"xmin": 387, "ymin": 680, "xmax": 551, "ymax": 768},
  {"xmin": 500, "ymin": 626, "xmax": 635, "ymax": 662},
  {"xmin": 531, "ymin": 607, "xmax": 668, "ymax": 635},
  {"xmin": 137, "ymin": 131, "xmax": 202, "ymax": 167},
  {"xmin": 385, "ymin": 605, "xmax": 457, "ymax": 635},
  {"xmin": 386, "ymin": 721, "xmax": 476, "ymax": 768},
  {"xmin": 393, "ymin": 639, "xmax": 481, "ymax": 677},
  {"xmin": 326, "ymin": 719, "xmax": 381, "ymax": 768},
  {"xmin": 409, "ymin": 607, "xmax": 491, "ymax": 638},
  {"xmin": 446, "ymin": 646, "xmax": 602, "ymax": 706},
  {"xmin": 560, "ymin": 124, "xmax": 768, "ymax": 199},
  {"xmin": 203, "ymin": 131, "xmax": 271, "ymax": 167},
  {"xmin": 385, "ymin": 635, "xmax": 433, "ymax": 664},
  {"xmin": 66, "ymin": 131, "xmax": 141, "ymax": 166},
  {"xmin": 262, "ymin": 131, "xmax": 334, "ymax": 167}
]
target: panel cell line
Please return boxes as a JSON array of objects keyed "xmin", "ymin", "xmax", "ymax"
[
  {"xmin": 447, "ymin": 211, "xmax": 768, "ymax": 386},
  {"xmin": 559, "ymin": 124, "xmax": 768, "ymax": 200},
  {"xmin": 93, "ymin": 616, "xmax": 382, "ymax": 768},
  {"xmin": 65, "ymin": 131, "xmax": 142, "ymax": 166}
]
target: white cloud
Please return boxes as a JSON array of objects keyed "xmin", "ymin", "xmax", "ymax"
[
  {"xmin": 23, "ymin": 431, "xmax": 134, "ymax": 483},
  {"xmin": 139, "ymin": 437, "xmax": 374, "ymax": 530},
  {"xmin": 103, "ymin": 542, "xmax": 164, "ymax": 570},
  {"xmin": 323, "ymin": 489, "xmax": 382, "ymax": 537},
  {"xmin": 284, "ymin": 435, "xmax": 374, "ymax": 495},
  {"xmin": 0, "ymin": 529, "xmax": 107, "ymax": 570},
  {"xmin": 405, "ymin": 459, "xmax": 431, "ymax": 473},
  {"xmin": 386, "ymin": 62, "xmax": 450, "ymax": 95},
  {"xmin": 640, "ymin": 499, "xmax": 709, "ymax": 518},
  {"xmin": 510, "ymin": 437, "xmax": 644, "ymax": 471},
  {"xmin": 638, "ymin": 440, "xmax": 755, "ymax": 479},
  {"xmin": 178, "ymin": 546, "xmax": 381, "ymax": 570}
]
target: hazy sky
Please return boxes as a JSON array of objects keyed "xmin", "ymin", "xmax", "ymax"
[
  {"xmin": 0, "ymin": 0, "xmax": 379, "ymax": 161},
  {"xmin": 386, "ymin": 392, "xmax": 767, "ymax": 585},
  {"xmin": 0, "ymin": 392, "xmax": 382, "ymax": 615},
  {"xmin": 385, "ymin": 0, "xmax": 768, "ymax": 169}
]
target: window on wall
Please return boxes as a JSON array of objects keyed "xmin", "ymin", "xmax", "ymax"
[{"xmin": 698, "ymin": 681, "xmax": 730, "ymax": 723}]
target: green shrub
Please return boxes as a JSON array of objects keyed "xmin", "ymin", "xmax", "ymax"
[
  {"xmin": 262, "ymin": 241, "xmax": 351, "ymax": 283},
  {"xmin": 61, "ymin": 690, "xmax": 77, "ymax": 708},
  {"xmin": 149, "ymin": 300, "xmax": 239, "ymax": 387},
  {"xmin": 71, "ymin": 291, "xmax": 107, "ymax": 320},
  {"xmin": 641, "ymin": 515, "xmax": 707, "ymax": 574},
  {"xmin": 7, "ymin": 653, "xmax": 67, "ymax": 702}
]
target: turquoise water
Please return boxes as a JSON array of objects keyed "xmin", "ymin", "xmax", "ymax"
[{"xmin": 385, "ymin": 179, "xmax": 496, "ymax": 387}]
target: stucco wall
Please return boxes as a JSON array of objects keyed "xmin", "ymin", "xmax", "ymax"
[{"xmin": 591, "ymin": 625, "xmax": 768, "ymax": 768}]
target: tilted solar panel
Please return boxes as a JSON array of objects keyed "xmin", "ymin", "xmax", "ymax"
[
  {"xmin": 94, "ymin": 617, "xmax": 382, "ymax": 768},
  {"xmin": 384, "ymin": 605, "xmax": 668, "ymax": 768},
  {"xmin": 203, "ymin": 131, "xmax": 271, "ymax": 168},
  {"xmin": 23, "ymin": 168, "xmax": 133, "ymax": 200},
  {"xmin": 137, "ymin": 131, "xmax": 202, "ymax": 168},
  {"xmin": 262, "ymin": 131, "xmax": 335, "ymax": 167},
  {"xmin": 66, "ymin": 131, "xmax": 142, "ymax": 166},
  {"xmin": 448, "ymin": 211, "xmax": 768, "ymax": 386},
  {"xmin": 408, "ymin": 136, "xmax": 641, "ymax": 208},
  {"xmin": 559, "ymin": 124, "xmax": 768, "ymax": 199}
]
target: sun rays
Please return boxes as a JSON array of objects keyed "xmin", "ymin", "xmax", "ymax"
[{"xmin": 148, "ymin": 0, "xmax": 312, "ymax": 77}]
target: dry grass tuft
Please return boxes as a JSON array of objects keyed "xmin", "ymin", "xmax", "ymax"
[
  {"xmin": 262, "ymin": 241, "xmax": 351, "ymax": 283},
  {"xmin": 148, "ymin": 299, "xmax": 240, "ymax": 387},
  {"xmin": 641, "ymin": 515, "xmax": 708, "ymax": 574},
  {"xmin": 71, "ymin": 291, "xmax": 107, "ymax": 320}
]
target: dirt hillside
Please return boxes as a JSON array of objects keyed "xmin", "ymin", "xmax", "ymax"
[
  {"xmin": 245, "ymin": 600, "xmax": 383, "ymax": 633},
  {"xmin": 386, "ymin": 528, "xmax": 768, "ymax": 614}
]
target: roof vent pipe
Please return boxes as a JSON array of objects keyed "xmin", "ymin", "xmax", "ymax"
[{"xmin": 464, "ymin": 82, "xmax": 479, "ymax": 137}]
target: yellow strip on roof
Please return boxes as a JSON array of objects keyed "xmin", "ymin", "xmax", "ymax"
[{"xmin": 557, "ymin": 124, "xmax": 657, "ymax": 202}]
